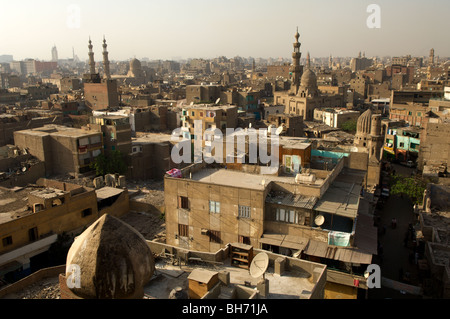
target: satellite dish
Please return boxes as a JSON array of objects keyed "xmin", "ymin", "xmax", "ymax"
[
  {"xmin": 190, "ymin": 102, "xmax": 194, "ymax": 106},
  {"xmin": 249, "ymin": 252, "xmax": 269, "ymax": 279},
  {"xmin": 215, "ymin": 98, "xmax": 221, "ymax": 104},
  {"xmin": 315, "ymin": 214, "xmax": 325, "ymax": 226},
  {"xmin": 249, "ymin": 123, "xmax": 252, "ymax": 128},
  {"xmin": 275, "ymin": 126, "xmax": 283, "ymax": 136}
]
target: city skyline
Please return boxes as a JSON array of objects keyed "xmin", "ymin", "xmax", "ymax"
[{"xmin": 1, "ymin": 0, "xmax": 449, "ymax": 62}]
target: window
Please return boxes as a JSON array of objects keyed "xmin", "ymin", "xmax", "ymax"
[
  {"xmin": 276, "ymin": 208, "xmax": 300, "ymax": 224},
  {"xmin": 191, "ymin": 111, "xmax": 195, "ymax": 116},
  {"xmin": 399, "ymin": 142, "xmax": 405, "ymax": 147},
  {"xmin": 82, "ymin": 208, "xmax": 92, "ymax": 218},
  {"xmin": 238, "ymin": 235, "xmax": 251, "ymax": 245},
  {"xmin": 238, "ymin": 205, "xmax": 251, "ymax": 218},
  {"xmin": 178, "ymin": 224, "xmax": 189, "ymax": 237},
  {"xmin": 209, "ymin": 201, "xmax": 220, "ymax": 213},
  {"xmin": 2, "ymin": 236, "xmax": 12, "ymax": 247},
  {"xmin": 209, "ymin": 230, "xmax": 221, "ymax": 244},
  {"xmin": 178, "ymin": 196, "xmax": 189, "ymax": 210},
  {"xmin": 28, "ymin": 227, "xmax": 38, "ymax": 242}
]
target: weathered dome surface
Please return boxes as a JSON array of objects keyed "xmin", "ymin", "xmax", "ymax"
[
  {"xmin": 66, "ymin": 214, "xmax": 155, "ymax": 299},
  {"xmin": 300, "ymin": 68, "xmax": 317, "ymax": 88},
  {"xmin": 356, "ymin": 108, "xmax": 373, "ymax": 135},
  {"xmin": 130, "ymin": 58, "xmax": 141, "ymax": 71}
]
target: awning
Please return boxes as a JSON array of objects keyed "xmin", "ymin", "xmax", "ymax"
[
  {"xmin": 259, "ymin": 234, "xmax": 309, "ymax": 252},
  {"xmin": 303, "ymin": 239, "xmax": 373, "ymax": 264},
  {"xmin": 266, "ymin": 193, "xmax": 318, "ymax": 210},
  {"xmin": 313, "ymin": 181, "xmax": 361, "ymax": 219}
]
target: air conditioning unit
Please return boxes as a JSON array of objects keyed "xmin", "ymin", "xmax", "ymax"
[{"xmin": 201, "ymin": 229, "xmax": 209, "ymax": 235}]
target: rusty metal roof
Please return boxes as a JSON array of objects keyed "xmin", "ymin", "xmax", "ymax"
[{"xmin": 266, "ymin": 193, "xmax": 318, "ymax": 210}]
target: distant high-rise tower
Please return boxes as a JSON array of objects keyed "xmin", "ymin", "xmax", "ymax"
[
  {"xmin": 306, "ymin": 52, "xmax": 311, "ymax": 69},
  {"xmin": 328, "ymin": 54, "xmax": 332, "ymax": 69},
  {"xmin": 290, "ymin": 27, "xmax": 302, "ymax": 95},
  {"xmin": 429, "ymin": 48, "xmax": 435, "ymax": 65},
  {"xmin": 51, "ymin": 45, "xmax": 58, "ymax": 62},
  {"xmin": 102, "ymin": 36, "xmax": 111, "ymax": 79},
  {"xmin": 88, "ymin": 37, "xmax": 96, "ymax": 74}
]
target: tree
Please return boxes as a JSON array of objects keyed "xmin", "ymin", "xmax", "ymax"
[
  {"xmin": 90, "ymin": 150, "xmax": 127, "ymax": 176},
  {"xmin": 389, "ymin": 175, "xmax": 427, "ymax": 205},
  {"xmin": 340, "ymin": 119, "xmax": 357, "ymax": 133}
]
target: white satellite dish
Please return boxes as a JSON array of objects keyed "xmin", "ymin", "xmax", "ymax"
[
  {"xmin": 249, "ymin": 123, "xmax": 252, "ymax": 128},
  {"xmin": 315, "ymin": 214, "xmax": 325, "ymax": 226},
  {"xmin": 215, "ymin": 98, "xmax": 221, "ymax": 104},
  {"xmin": 275, "ymin": 126, "xmax": 283, "ymax": 136},
  {"xmin": 249, "ymin": 252, "xmax": 269, "ymax": 279},
  {"xmin": 190, "ymin": 102, "xmax": 194, "ymax": 106}
]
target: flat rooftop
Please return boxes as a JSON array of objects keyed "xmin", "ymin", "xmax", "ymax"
[
  {"xmin": 0, "ymin": 188, "xmax": 34, "ymax": 224},
  {"xmin": 132, "ymin": 133, "xmax": 174, "ymax": 144},
  {"xmin": 144, "ymin": 256, "xmax": 316, "ymax": 299},
  {"xmin": 15, "ymin": 125, "xmax": 100, "ymax": 138},
  {"xmin": 190, "ymin": 168, "xmax": 325, "ymax": 190},
  {"xmin": 279, "ymin": 136, "xmax": 312, "ymax": 150}
]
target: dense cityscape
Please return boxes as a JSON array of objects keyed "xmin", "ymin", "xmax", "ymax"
[{"xmin": 0, "ymin": 1, "xmax": 449, "ymax": 306}]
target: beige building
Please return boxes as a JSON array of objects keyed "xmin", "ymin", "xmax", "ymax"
[
  {"xmin": 164, "ymin": 143, "xmax": 377, "ymax": 298},
  {"xmin": 314, "ymin": 108, "xmax": 360, "ymax": 129},
  {"xmin": 418, "ymin": 116, "xmax": 450, "ymax": 174},
  {"xmin": 180, "ymin": 104, "xmax": 238, "ymax": 139},
  {"xmin": 14, "ymin": 125, "xmax": 103, "ymax": 176},
  {"xmin": 0, "ymin": 178, "xmax": 129, "ymax": 282},
  {"xmin": 85, "ymin": 115, "xmax": 132, "ymax": 156}
]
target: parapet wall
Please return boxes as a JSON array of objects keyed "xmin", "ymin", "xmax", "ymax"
[{"xmin": 0, "ymin": 265, "xmax": 65, "ymax": 298}]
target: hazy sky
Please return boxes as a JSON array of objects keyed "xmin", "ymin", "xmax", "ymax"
[{"xmin": 1, "ymin": 0, "xmax": 449, "ymax": 61}]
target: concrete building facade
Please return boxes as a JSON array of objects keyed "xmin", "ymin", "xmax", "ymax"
[{"xmin": 14, "ymin": 125, "xmax": 103, "ymax": 176}]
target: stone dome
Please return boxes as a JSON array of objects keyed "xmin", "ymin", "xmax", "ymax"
[
  {"xmin": 130, "ymin": 58, "xmax": 141, "ymax": 71},
  {"xmin": 356, "ymin": 108, "xmax": 373, "ymax": 135},
  {"xmin": 300, "ymin": 68, "xmax": 317, "ymax": 89},
  {"xmin": 65, "ymin": 214, "xmax": 155, "ymax": 299}
]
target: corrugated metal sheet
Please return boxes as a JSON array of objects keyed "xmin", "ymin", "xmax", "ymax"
[
  {"xmin": 304, "ymin": 239, "xmax": 373, "ymax": 264},
  {"xmin": 313, "ymin": 181, "xmax": 361, "ymax": 219},
  {"xmin": 266, "ymin": 193, "xmax": 318, "ymax": 210},
  {"xmin": 259, "ymin": 233, "xmax": 309, "ymax": 251}
]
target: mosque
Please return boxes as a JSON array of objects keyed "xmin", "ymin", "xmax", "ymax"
[{"xmin": 274, "ymin": 28, "xmax": 344, "ymax": 121}]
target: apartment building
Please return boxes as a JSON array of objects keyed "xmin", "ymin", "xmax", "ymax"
[
  {"xmin": 180, "ymin": 104, "xmax": 238, "ymax": 139},
  {"xmin": 14, "ymin": 124, "xmax": 103, "ymax": 176},
  {"xmin": 0, "ymin": 178, "xmax": 129, "ymax": 283},
  {"xmin": 164, "ymin": 145, "xmax": 377, "ymax": 298},
  {"xmin": 85, "ymin": 115, "xmax": 132, "ymax": 156}
]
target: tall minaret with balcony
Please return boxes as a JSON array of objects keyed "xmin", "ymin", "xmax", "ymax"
[
  {"xmin": 102, "ymin": 36, "xmax": 111, "ymax": 80},
  {"xmin": 88, "ymin": 37, "xmax": 96, "ymax": 75},
  {"xmin": 290, "ymin": 27, "xmax": 302, "ymax": 95}
]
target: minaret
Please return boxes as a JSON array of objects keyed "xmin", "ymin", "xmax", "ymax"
[
  {"xmin": 88, "ymin": 37, "xmax": 96, "ymax": 75},
  {"xmin": 306, "ymin": 52, "xmax": 311, "ymax": 69},
  {"xmin": 102, "ymin": 36, "xmax": 111, "ymax": 79},
  {"xmin": 290, "ymin": 27, "xmax": 302, "ymax": 95},
  {"xmin": 429, "ymin": 48, "xmax": 435, "ymax": 65}
]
